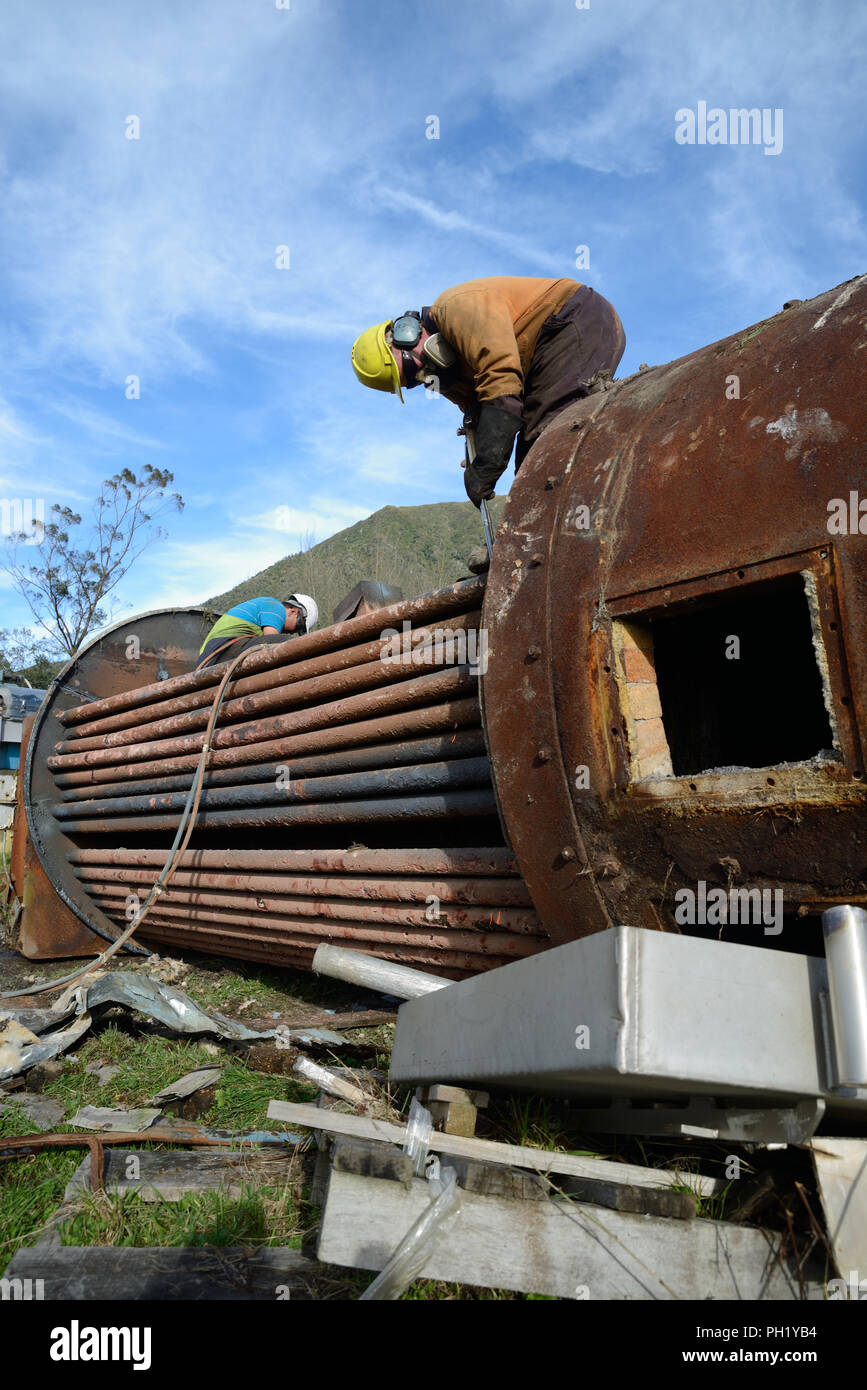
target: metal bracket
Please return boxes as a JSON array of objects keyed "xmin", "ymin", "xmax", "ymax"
[
  {"xmin": 52, "ymin": 683, "xmax": 98, "ymax": 703},
  {"xmin": 570, "ymin": 1096, "xmax": 827, "ymax": 1146}
]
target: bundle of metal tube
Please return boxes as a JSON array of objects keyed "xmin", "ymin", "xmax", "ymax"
[{"xmin": 45, "ymin": 578, "xmax": 548, "ymax": 977}]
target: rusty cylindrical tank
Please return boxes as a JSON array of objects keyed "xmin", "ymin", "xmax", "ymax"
[
  {"xmin": 19, "ymin": 607, "xmax": 217, "ymax": 957},
  {"xmin": 10, "ymin": 716, "xmax": 97, "ymax": 958},
  {"xmin": 482, "ymin": 273, "xmax": 867, "ymax": 946}
]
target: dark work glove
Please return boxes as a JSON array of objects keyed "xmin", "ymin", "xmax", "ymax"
[{"xmin": 463, "ymin": 403, "xmax": 522, "ymax": 507}]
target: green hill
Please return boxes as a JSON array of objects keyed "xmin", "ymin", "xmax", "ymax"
[{"xmin": 208, "ymin": 497, "xmax": 507, "ymax": 622}]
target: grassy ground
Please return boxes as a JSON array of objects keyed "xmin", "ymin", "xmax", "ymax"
[
  {"xmin": 0, "ymin": 947, "xmax": 540, "ymax": 1298},
  {"xmin": 62, "ymin": 1180, "xmax": 308, "ymax": 1250},
  {"xmin": 0, "ymin": 1107, "xmax": 82, "ymax": 1257},
  {"xmin": 0, "ymin": 1025, "xmax": 319, "ymax": 1255},
  {"xmin": 35, "ymin": 1026, "xmax": 320, "ymax": 1123}
]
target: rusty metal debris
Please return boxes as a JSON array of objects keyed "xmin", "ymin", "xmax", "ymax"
[
  {"xmin": 0, "ymin": 970, "xmax": 284, "ymax": 1080},
  {"xmin": 48, "ymin": 972, "xmax": 274, "ymax": 1041},
  {"xmin": 10, "ymin": 717, "xmax": 103, "ymax": 960},
  {"xmin": 148, "ymin": 1067, "xmax": 222, "ymax": 1106},
  {"xmin": 70, "ymin": 1105, "xmax": 163, "ymax": 1132},
  {"xmin": 0, "ymin": 1011, "xmax": 92, "ymax": 1083}
]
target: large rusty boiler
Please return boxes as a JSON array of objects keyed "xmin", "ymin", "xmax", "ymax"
[
  {"xmin": 20, "ymin": 272, "xmax": 867, "ymax": 977},
  {"xmin": 24, "ymin": 584, "xmax": 543, "ymax": 979},
  {"xmin": 483, "ymin": 272, "xmax": 867, "ymax": 948}
]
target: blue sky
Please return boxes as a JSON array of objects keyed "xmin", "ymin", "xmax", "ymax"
[{"xmin": 0, "ymin": 0, "xmax": 864, "ymax": 643}]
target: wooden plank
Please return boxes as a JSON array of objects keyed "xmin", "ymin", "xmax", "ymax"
[
  {"xmin": 317, "ymin": 1168, "xmax": 824, "ymax": 1301},
  {"xmin": 419, "ymin": 1085, "xmax": 487, "ymax": 1138},
  {"xmin": 811, "ymin": 1136, "xmax": 867, "ymax": 1275},
  {"xmin": 2, "ymin": 1246, "xmax": 318, "ymax": 1300},
  {"xmin": 326, "ymin": 1139, "xmax": 549, "ymax": 1202},
  {"xmin": 426, "ymin": 1100, "xmax": 479, "ymax": 1138},
  {"xmin": 64, "ymin": 1148, "xmax": 295, "ymax": 1203},
  {"xmin": 555, "ymin": 1176, "xmax": 695, "ymax": 1220},
  {"xmin": 433, "ymin": 1156, "xmax": 549, "ymax": 1202},
  {"xmin": 266, "ymin": 1100, "xmax": 722, "ymax": 1195},
  {"xmin": 321, "ymin": 1139, "xmax": 693, "ymax": 1212},
  {"xmin": 331, "ymin": 1137, "xmax": 413, "ymax": 1187}
]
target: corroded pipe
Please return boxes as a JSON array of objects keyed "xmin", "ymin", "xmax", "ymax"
[
  {"xmin": 24, "ymin": 577, "xmax": 516, "ymax": 973},
  {"xmin": 58, "ymin": 786, "xmax": 499, "ymax": 834},
  {"xmin": 71, "ymin": 864, "xmax": 533, "ymax": 906},
  {"xmin": 57, "ymin": 728, "xmax": 488, "ymax": 802},
  {"xmin": 48, "ymin": 667, "xmax": 478, "ymax": 772},
  {"xmin": 66, "ymin": 845, "xmax": 520, "ymax": 876},
  {"xmin": 130, "ymin": 921, "xmax": 501, "ymax": 977},
  {"xmin": 129, "ymin": 923, "xmax": 470, "ymax": 979},
  {"xmin": 55, "ymin": 757, "xmax": 493, "ymax": 821},
  {"xmin": 53, "ymin": 697, "xmax": 481, "ymax": 788},
  {"xmin": 84, "ymin": 880, "xmax": 543, "ymax": 935},
  {"xmin": 60, "ymin": 617, "xmax": 483, "ymax": 754},
  {"xmin": 89, "ymin": 897, "xmax": 539, "ymax": 961}
]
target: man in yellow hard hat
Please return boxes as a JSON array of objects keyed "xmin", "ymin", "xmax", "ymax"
[{"xmin": 351, "ymin": 276, "xmax": 625, "ymax": 507}]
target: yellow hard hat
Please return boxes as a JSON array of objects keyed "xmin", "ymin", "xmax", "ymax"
[{"xmin": 351, "ymin": 321, "xmax": 404, "ymax": 402}]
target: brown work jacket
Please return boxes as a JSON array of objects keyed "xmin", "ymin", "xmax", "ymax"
[{"xmin": 428, "ymin": 275, "xmax": 580, "ymax": 415}]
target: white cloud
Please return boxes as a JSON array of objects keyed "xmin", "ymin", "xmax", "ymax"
[
  {"xmin": 47, "ymin": 398, "xmax": 168, "ymax": 451},
  {"xmin": 0, "ymin": 394, "xmax": 92, "ymax": 501},
  {"xmin": 354, "ymin": 439, "xmax": 454, "ymax": 491},
  {"xmin": 2, "ymin": 0, "xmax": 862, "ymax": 402},
  {"xmin": 0, "ymin": 396, "xmax": 46, "ymax": 447},
  {"xmin": 126, "ymin": 535, "xmax": 292, "ymax": 612},
  {"xmin": 120, "ymin": 490, "xmax": 375, "ymax": 613},
  {"xmin": 0, "ymin": 4, "xmax": 433, "ymax": 384},
  {"xmin": 373, "ymin": 186, "xmax": 563, "ymax": 275},
  {"xmin": 243, "ymin": 499, "xmax": 371, "ymax": 538}
]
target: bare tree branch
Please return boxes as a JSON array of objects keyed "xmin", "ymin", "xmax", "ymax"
[{"xmin": 0, "ymin": 465, "xmax": 184, "ymax": 656}]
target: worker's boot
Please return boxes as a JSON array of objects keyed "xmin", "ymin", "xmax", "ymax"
[{"xmin": 466, "ymin": 545, "xmax": 490, "ymax": 575}]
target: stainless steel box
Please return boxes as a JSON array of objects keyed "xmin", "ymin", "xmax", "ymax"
[{"xmin": 390, "ymin": 928, "xmax": 867, "ymax": 1119}]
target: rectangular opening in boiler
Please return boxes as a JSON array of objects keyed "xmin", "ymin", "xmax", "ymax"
[{"xmin": 623, "ymin": 574, "xmax": 836, "ymax": 777}]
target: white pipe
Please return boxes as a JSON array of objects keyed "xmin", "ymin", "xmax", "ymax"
[
  {"xmin": 292, "ymin": 1055, "xmax": 369, "ymax": 1107},
  {"xmin": 823, "ymin": 905, "xmax": 867, "ymax": 1087},
  {"xmin": 312, "ymin": 944, "xmax": 451, "ymax": 1000}
]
